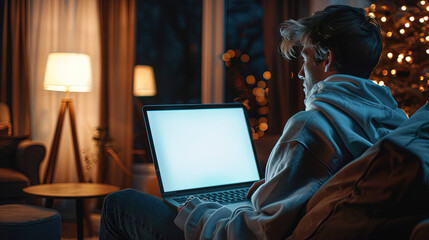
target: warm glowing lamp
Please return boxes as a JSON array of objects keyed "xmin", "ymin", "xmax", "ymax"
[
  {"xmin": 133, "ymin": 65, "xmax": 156, "ymax": 96},
  {"xmin": 132, "ymin": 65, "xmax": 156, "ymax": 163},
  {"xmin": 43, "ymin": 52, "xmax": 92, "ymax": 184}
]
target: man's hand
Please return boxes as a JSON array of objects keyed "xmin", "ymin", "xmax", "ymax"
[
  {"xmin": 247, "ymin": 178, "xmax": 265, "ymax": 198},
  {"xmin": 177, "ymin": 196, "xmax": 194, "ymax": 213},
  {"xmin": 177, "ymin": 196, "xmax": 210, "ymax": 213}
]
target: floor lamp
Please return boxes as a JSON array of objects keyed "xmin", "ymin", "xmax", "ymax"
[
  {"xmin": 133, "ymin": 65, "xmax": 156, "ymax": 163},
  {"xmin": 43, "ymin": 52, "xmax": 92, "ymax": 184}
]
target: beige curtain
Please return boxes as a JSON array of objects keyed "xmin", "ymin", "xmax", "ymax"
[
  {"xmin": 0, "ymin": 0, "xmax": 31, "ymax": 136},
  {"xmin": 28, "ymin": 0, "xmax": 101, "ymax": 183},
  {"xmin": 98, "ymin": 0, "xmax": 135, "ymax": 188},
  {"xmin": 263, "ymin": 0, "xmax": 309, "ymax": 134}
]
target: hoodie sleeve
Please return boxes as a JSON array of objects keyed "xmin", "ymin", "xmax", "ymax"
[{"xmin": 174, "ymin": 140, "xmax": 333, "ymax": 240}]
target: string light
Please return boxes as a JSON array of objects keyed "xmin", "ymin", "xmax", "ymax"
[
  {"xmin": 223, "ymin": 50, "xmax": 270, "ymax": 139},
  {"xmin": 257, "ymin": 81, "xmax": 266, "ymax": 88},
  {"xmin": 252, "ymin": 87, "xmax": 265, "ymax": 96},
  {"xmin": 382, "ymin": 70, "xmax": 388, "ymax": 76},
  {"xmin": 405, "ymin": 56, "xmax": 413, "ymax": 63},
  {"xmin": 240, "ymin": 54, "xmax": 249, "ymax": 63},
  {"xmin": 256, "ymin": 95, "xmax": 265, "ymax": 102},
  {"xmin": 258, "ymin": 117, "xmax": 268, "ymax": 124},
  {"xmin": 366, "ymin": 2, "xmax": 429, "ymax": 115},
  {"xmin": 263, "ymin": 71, "xmax": 271, "ymax": 80},
  {"xmin": 397, "ymin": 53, "xmax": 405, "ymax": 63},
  {"xmin": 222, "ymin": 53, "xmax": 230, "ymax": 62},
  {"xmin": 258, "ymin": 106, "xmax": 269, "ymax": 115},
  {"xmin": 246, "ymin": 75, "xmax": 256, "ymax": 85},
  {"xmin": 227, "ymin": 49, "xmax": 235, "ymax": 58},
  {"xmin": 259, "ymin": 122, "xmax": 268, "ymax": 131}
]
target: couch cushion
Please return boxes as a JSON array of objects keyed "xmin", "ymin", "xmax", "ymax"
[
  {"xmin": 0, "ymin": 135, "xmax": 28, "ymax": 168},
  {"xmin": 0, "ymin": 168, "xmax": 30, "ymax": 199},
  {"xmin": 287, "ymin": 103, "xmax": 429, "ymax": 240}
]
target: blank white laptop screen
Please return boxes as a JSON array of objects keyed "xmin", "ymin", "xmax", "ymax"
[{"xmin": 146, "ymin": 107, "xmax": 260, "ymax": 192}]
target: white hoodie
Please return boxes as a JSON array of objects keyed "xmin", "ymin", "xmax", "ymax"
[{"xmin": 175, "ymin": 74, "xmax": 408, "ymax": 240}]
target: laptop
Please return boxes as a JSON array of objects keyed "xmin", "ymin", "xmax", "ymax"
[{"xmin": 142, "ymin": 103, "xmax": 262, "ymax": 209}]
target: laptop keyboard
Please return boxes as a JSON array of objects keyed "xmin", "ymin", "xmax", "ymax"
[{"xmin": 173, "ymin": 188, "xmax": 249, "ymax": 205}]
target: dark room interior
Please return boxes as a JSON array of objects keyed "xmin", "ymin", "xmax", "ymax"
[{"xmin": 1, "ymin": 0, "xmax": 429, "ymax": 239}]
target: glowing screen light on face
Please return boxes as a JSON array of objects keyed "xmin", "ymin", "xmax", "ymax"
[{"xmin": 146, "ymin": 108, "xmax": 260, "ymax": 192}]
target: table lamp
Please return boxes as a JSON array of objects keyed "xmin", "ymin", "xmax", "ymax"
[
  {"xmin": 133, "ymin": 65, "xmax": 156, "ymax": 96},
  {"xmin": 43, "ymin": 52, "xmax": 92, "ymax": 184}
]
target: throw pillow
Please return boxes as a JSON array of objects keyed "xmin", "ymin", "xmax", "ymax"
[{"xmin": 0, "ymin": 135, "xmax": 29, "ymax": 168}]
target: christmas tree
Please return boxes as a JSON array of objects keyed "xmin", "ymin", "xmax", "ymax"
[{"xmin": 366, "ymin": 0, "xmax": 429, "ymax": 115}]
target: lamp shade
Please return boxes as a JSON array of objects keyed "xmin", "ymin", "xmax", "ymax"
[
  {"xmin": 133, "ymin": 65, "xmax": 156, "ymax": 96},
  {"xmin": 44, "ymin": 52, "xmax": 92, "ymax": 92}
]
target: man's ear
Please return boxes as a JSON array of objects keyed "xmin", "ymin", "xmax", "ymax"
[{"xmin": 324, "ymin": 50, "xmax": 335, "ymax": 73}]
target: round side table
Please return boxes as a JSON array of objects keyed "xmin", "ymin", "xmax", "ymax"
[{"xmin": 23, "ymin": 183, "xmax": 119, "ymax": 240}]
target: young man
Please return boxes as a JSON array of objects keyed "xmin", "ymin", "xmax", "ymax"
[{"xmin": 100, "ymin": 5, "xmax": 408, "ymax": 239}]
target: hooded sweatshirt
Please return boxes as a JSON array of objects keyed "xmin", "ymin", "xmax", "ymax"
[{"xmin": 175, "ymin": 74, "xmax": 408, "ymax": 240}]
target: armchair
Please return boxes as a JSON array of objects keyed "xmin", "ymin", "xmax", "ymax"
[{"xmin": 0, "ymin": 103, "xmax": 46, "ymax": 204}]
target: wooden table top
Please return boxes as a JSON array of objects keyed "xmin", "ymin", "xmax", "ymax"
[{"xmin": 23, "ymin": 183, "xmax": 120, "ymax": 199}]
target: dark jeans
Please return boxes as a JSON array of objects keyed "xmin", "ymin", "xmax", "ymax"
[{"xmin": 99, "ymin": 188, "xmax": 185, "ymax": 240}]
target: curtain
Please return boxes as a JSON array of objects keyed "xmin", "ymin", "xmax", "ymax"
[
  {"xmin": 28, "ymin": 0, "xmax": 101, "ymax": 183},
  {"xmin": 0, "ymin": 0, "xmax": 31, "ymax": 136},
  {"xmin": 263, "ymin": 0, "xmax": 309, "ymax": 134},
  {"xmin": 98, "ymin": 0, "xmax": 135, "ymax": 188}
]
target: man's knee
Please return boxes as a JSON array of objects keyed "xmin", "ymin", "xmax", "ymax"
[{"xmin": 103, "ymin": 188, "xmax": 138, "ymax": 209}]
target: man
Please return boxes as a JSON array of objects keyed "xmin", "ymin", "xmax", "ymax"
[{"xmin": 100, "ymin": 5, "xmax": 408, "ymax": 239}]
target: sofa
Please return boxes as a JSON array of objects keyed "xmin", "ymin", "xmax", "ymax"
[
  {"xmin": 286, "ymin": 103, "xmax": 429, "ymax": 240},
  {"xmin": 0, "ymin": 103, "xmax": 46, "ymax": 204}
]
